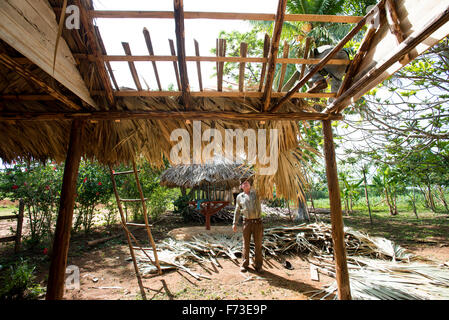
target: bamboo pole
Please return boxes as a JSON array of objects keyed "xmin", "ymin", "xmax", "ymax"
[
  {"xmin": 46, "ymin": 119, "xmax": 85, "ymax": 300},
  {"xmin": 322, "ymin": 119, "xmax": 351, "ymax": 300}
]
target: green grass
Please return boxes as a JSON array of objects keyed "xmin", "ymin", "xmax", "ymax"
[{"xmin": 311, "ymin": 196, "xmax": 449, "ymax": 245}]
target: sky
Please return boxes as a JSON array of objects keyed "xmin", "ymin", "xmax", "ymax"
[{"xmin": 93, "ymin": 0, "xmax": 280, "ymax": 91}]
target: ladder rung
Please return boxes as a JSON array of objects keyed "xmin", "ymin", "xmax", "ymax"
[
  {"xmin": 120, "ymin": 198, "xmax": 148, "ymax": 203},
  {"xmin": 126, "ymin": 223, "xmax": 153, "ymax": 228},
  {"xmin": 113, "ymin": 170, "xmax": 140, "ymax": 176}
]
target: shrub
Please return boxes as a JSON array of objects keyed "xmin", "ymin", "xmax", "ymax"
[{"xmin": 0, "ymin": 259, "xmax": 44, "ymax": 300}]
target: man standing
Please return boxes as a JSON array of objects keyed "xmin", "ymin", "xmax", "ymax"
[{"xmin": 232, "ymin": 178, "xmax": 263, "ymax": 273}]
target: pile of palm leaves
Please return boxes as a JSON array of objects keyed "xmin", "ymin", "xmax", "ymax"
[{"xmin": 132, "ymin": 223, "xmax": 449, "ymax": 299}]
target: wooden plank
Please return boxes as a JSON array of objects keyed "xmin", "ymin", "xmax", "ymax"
[
  {"xmin": 262, "ymin": 0, "xmax": 288, "ymax": 111},
  {"xmin": 217, "ymin": 39, "xmax": 226, "ymax": 92},
  {"xmin": 325, "ymin": 3, "xmax": 449, "ymax": 114},
  {"xmin": 194, "ymin": 39, "xmax": 203, "ymax": 91},
  {"xmin": 277, "ymin": 41, "xmax": 289, "ymax": 92},
  {"xmin": 299, "ymin": 37, "xmax": 312, "ymax": 79},
  {"xmin": 46, "ymin": 119, "xmax": 85, "ymax": 300},
  {"xmin": 0, "ymin": 110, "xmax": 343, "ymax": 122},
  {"xmin": 122, "ymin": 42, "xmax": 143, "ymax": 91},
  {"xmin": 91, "ymin": 10, "xmax": 362, "ymax": 23},
  {"xmin": 322, "ymin": 119, "xmax": 351, "ymax": 300},
  {"xmin": 143, "ymin": 28, "xmax": 162, "ymax": 91},
  {"xmin": 168, "ymin": 39, "xmax": 182, "ymax": 91},
  {"xmin": 0, "ymin": 0, "xmax": 96, "ymax": 108},
  {"xmin": 239, "ymin": 42, "xmax": 248, "ymax": 92},
  {"xmin": 270, "ymin": 1, "xmax": 385, "ymax": 113},
  {"xmin": 259, "ymin": 34, "xmax": 271, "ymax": 92},
  {"xmin": 0, "ymin": 53, "xmax": 81, "ymax": 110},
  {"xmin": 74, "ymin": 0, "xmax": 113, "ymax": 107},
  {"xmin": 0, "ymin": 214, "xmax": 18, "ymax": 220},
  {"xmin": 74, "ymin": 53, "xmax": 350, "ymax": 65},
  {"xmin": 174, "ymin": 0, "xmax": 191, "ymax": 109}
]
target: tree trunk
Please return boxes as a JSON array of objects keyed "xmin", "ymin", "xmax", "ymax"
[
  {"xmin": 437, "ymin": 185, "xmax": 449, "ymax": 212},
  {"xmin": 362, "ymin": 170, "xmax": 373, "ymax": 225}
]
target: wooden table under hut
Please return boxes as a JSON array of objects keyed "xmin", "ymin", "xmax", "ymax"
[{"xmin": 160, "ymin": 160, "xmax": 253, "ymax": 230}]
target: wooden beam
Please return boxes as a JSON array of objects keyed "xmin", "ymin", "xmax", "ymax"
[
  {"xmin": 217, "ymin": 39, "xmax": 226, "ymax": 92},
  {"xmin": 109, "ymin": 90, "xmax": 336, "ymax": 99},
  {"xmin": 90, "ymin": 10, "xmax": 363, "ymax": 23},
  {"xmin": 258, "ymin": 34, "xmax": 271, "ymax": 92},
  {"xmin": 75, "ymin": 0, "xmax": 114, "ymax": 106},
  {"xmin": 269, "ymin": 1, "xmax": 386, "ymax": 113},
  {"xmin": 0, "ymin": 110, "xmax": 343, "ymax": 122},
  {"xmin": 72, "ymin": 53, "xmax": 350, "ymax": 65},
  {"xmin": 46, "ymin": 119, "xmax": 85, "ymax": 300},
  {"xmin": 239, "ymin": 42, "xmax": 248, "ymax": 92},
  {"xmin": 322, "ymin": 119, "xmax": 351, "ymax": 300},
  {"xmin": 277, "ymin": 41, "xmax": 290, "ymax": 92},
  {"xmin": 262, "ymin": 0, "xmax": 288, "ymax": 111},
  {"xmin": 299, "ymin": 37, "xmax": 312, "ymax": 80},
  {"xmin": 194, "ymin": 39, "xmax": 203, "ymax": 91},
  {"xmin": 385, "ymin": 0, "xmax": 409, "ymax": 63},
  {"xmin": 174, "ymin": 0, "xmax": 191, "ymax": 110},
  {"xmin": 337, "ymin": 22, "xmax": 378, "ymax": 97},
  {"xmin": 0, "ymin": 53, "xmax": 81, "ymax": 110},
  {"xmin": 168, "ymin": 39, "xmax": 182, "ymax": 91},
  {"xmin": 0, "ymin": 94, "xmax": 56, "ymax": 101},
  {"xmin": 143, "ymin": 28, "xmax": 162, "ymax": 91},
  {"xmin": 122, "ymin": 42, "xmax": 142, "ymax": 91},
  {"xmin": 325, "ymin": 4, "xmax": 449, "ymax": 114},
  {"xmin": 0, "ymin": 0, "xmax": 96, "ymax": 108}
]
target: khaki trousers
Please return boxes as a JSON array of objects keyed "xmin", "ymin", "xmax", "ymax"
[{"xmin": 242, "ymin": 218, "xmax": 263, "ymax": 269}]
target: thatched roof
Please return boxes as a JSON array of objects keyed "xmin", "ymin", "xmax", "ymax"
[
  {"xmin": 0, "ymin": 0, "xmax": 325, "ymax": 202},
  {"xmin": 160, "ymin": 158, "xmax": 253, "ymax": 189}
]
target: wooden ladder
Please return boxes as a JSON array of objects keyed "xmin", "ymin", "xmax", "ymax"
[{"xmin": 108, "ymin": 161, "xmax": 162, "ymax": 300}]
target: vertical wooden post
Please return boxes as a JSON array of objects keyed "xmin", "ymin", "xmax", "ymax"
[
  {"xmin": 46, "ymin": 119, "xmax": 85, "ymax": 300},
  {"xmin": 322, "ymin": 119, "xmax": 351, "ymax": 300},
  {"xmin": 14, "ymin": 199, "xmax": 24, "ymax": 253}
]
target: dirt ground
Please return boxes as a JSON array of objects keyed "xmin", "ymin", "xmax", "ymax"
[{"xmin": 1, "ymin": 205, "xmax": 449, "ymax": 300}]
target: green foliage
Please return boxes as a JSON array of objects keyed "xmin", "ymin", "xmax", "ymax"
[
  {"xmin": 0, "ymin": 259, "xmax": 44, "ymax": 300},
  {"xmin": 0, "ymin": 161, "xmax": 62, "ymax": 246}
]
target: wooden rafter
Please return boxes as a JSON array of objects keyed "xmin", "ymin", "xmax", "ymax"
[
  {"xmin": 72, "ymin": 53, "xmax": 350, "ymax": 65},
  {"xmin": 277, "ymin": 41, "xmax": 290, "ymax": 92},
  {"xmin": 258, "ymin": 34, "xmax": 271, "ymax": 92},
  {"xmin": 94, "ymin": 26, "xmax": 119, "ymax": 91},
  {"xmin": 270, "ymin": 0, "xmax": 386, "ymax": 113},
  {"xmin": 89, "ymin": 10, "xmax": 362, "ymax": 23},
  {"xmin": 0, "ymin": 53, "xmax": 80, "ymax": 110},
  {"xmin": 324, "ymin": 4, "xmax": 449, "ymax": 115},
  {"xmin": 239, "ymin": 42, "xmax": 248, "ymax": 92},
  {"xmin": 168, "ymin": 39, "xmax": 182, "ymax": 91},
  {"xmin": 173, "ymin": 0, "xmax": 190, "ymax": 110},
  {"xmin": 109, "ymin": 91, "xmax": 336, "ymax": 99},
  {"xmin": 122, "ymin": 42, "xmax": 142, "ymax": 91},
  {"xmin": 75, "ymin": 0, "xmax": 114, "ymax": 106},
  {"xmin": 385, "ymin": 0, "xmax": 409, "ymax": 63},
  {"xmin": 0, "ymin": 110, "xmax": 342, "ymax": 122},
  {"xmin": 143, "ymin": 28, "xmax": 162, "ymax": 91},
  {"xmin": 194, "ymin": 39, "xmax": 203, "ymax": 91},
  {"xmin": 262, "ymin": 0, "xmax": 288, "ymax": 112}
]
